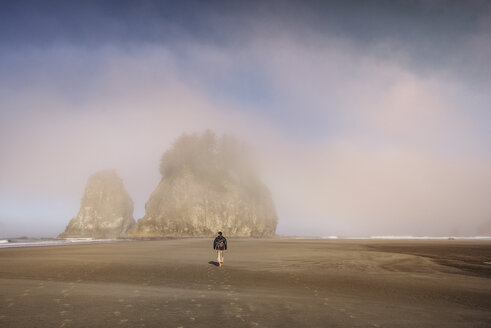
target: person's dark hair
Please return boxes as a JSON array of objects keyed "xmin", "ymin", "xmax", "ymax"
[{"xmin": 218, "ymin": 231, "xmax": 222, "ymax": 236}]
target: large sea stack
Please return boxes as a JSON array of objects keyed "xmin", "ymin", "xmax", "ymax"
[
  {"xmin": 59, "ymin": 170, "xmax": 135, "ymax": 238},
  {"xmin": 129, "ymin": 131, "xmax": 278, "ymax": 237}
]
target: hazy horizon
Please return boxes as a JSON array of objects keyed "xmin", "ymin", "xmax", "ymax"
[{"xmin": 1, "ymin": 0, "xmax": 490, "ymax": 238}]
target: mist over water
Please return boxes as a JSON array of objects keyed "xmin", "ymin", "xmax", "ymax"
[{"xmin": 1, "ymin": 0, "xmax": 490, "ymax": 238}]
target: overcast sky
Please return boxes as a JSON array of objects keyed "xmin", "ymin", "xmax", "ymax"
[{"xmin": 1, "ymin": 0, "xmax": 490, "ymax": 238}]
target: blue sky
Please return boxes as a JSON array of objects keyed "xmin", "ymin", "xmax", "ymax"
[{"xmin": 1, "ymin": 0, "xmax": 490, "ymax": 237}]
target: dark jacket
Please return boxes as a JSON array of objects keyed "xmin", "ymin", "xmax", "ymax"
[{"xmin": 213, "ymin": 236, "xmax": 227, "ymax": 250}]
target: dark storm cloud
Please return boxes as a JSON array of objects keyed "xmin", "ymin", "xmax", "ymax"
[
  {"xmin": 0, "ymin": 1, "xmax": 486, "ymax": 45},
  {"xmin": 0, "ymin": 0, "xmax": 243, "ymax": 46},
  {"xmin": 2, "ymin": 0, "xmax": 490, "ymax": 84}
]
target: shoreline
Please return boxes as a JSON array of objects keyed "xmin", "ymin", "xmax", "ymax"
[{"xmin": 2, "ymin": 234, "xmax": 491, "ymax": 249}]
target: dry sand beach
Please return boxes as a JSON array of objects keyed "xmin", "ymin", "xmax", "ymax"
[{"xmin": 1, "ymin": 239, "xmax": 490, "ymax": 328}]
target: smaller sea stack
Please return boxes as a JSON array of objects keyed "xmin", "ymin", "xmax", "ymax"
[{"xmin": 59, "ymin": 170, "xmax": 135, "ymax": 238}]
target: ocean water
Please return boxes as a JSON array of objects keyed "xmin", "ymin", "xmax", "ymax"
[
  {"xmin": 367, "ymin": 236, "xmax": 491, "ymax": 240},
  {"xmin": 293, "ymin": 236, "xmax": 491, "ymax": 241},
  {"xmin": 0, "ymin": 238, "xmax": 122, "ymax": 248},
  {"xmin": 2, "ymin": 236, "xmax": 490, "ymax": 248}
]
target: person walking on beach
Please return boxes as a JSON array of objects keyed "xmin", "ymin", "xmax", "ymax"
[{"xmin": 213, "ymin": 231, "xmax": 227, "ymax": 267}]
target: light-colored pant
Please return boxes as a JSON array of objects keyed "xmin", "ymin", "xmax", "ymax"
[{"xmin": 217, "ymin": 250, "xmax": 224, "ymax": 263}]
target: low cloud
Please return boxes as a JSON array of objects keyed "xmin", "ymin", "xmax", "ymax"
[{"xmin": 0, "ymin": 8, "xmax": 490, "ymax": 237}]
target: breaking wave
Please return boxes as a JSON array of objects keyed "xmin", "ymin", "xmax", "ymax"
[{"xmin": 0, "ymin": 238, "xmax": 123, "ymax": 248}]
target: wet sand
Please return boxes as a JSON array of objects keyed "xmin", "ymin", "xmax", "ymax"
[{"xmin": 0, "ymin": 238, "xmax": 490, "ymax": 327}]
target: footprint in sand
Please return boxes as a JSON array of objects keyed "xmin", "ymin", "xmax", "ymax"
[
  {"xmin": 59, "ymin": 311, "xmax": 68, "ymax": 316},
  {"xmin": 118, "ymin": 298, "xmax": 125, "ymax": 303},
  {"xmin": 120, "ymin": 319, "xmax": 128, "ymax": 323},
  {"xmin": 7, "ymin": 303, "xmax": 15, "ymax": 308},
  {"xmin": 114, "ymin": 311, "xmax": 121, "ymax": 316}
]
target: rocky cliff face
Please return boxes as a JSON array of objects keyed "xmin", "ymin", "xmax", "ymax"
[
  {"xmin": 59, "ymin": 170, "xmax": 135, "ymax": 238},
  {"xmin": 129, "ymin": 131, "xmax": 278, "ymax": 237}
]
